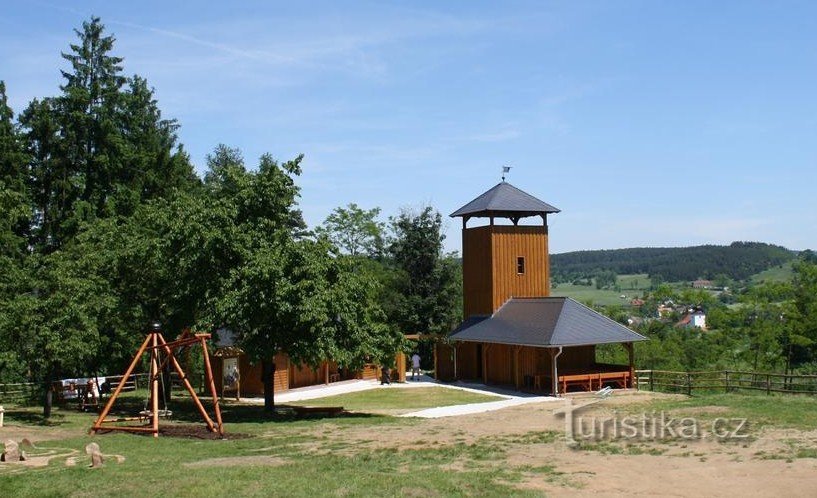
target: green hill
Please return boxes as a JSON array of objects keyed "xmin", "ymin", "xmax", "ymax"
[{"xmin": 551, "ymin": 242, "xmax": 795, "ymax": 283}]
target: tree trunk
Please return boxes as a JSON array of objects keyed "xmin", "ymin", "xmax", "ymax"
[
  {"xmin": 43, "ymin": 379, "xmax": 53, "ymax": 419},
  {"xmin": 262, "ymin": 358, "xmax": 276, "ymax": 411}
]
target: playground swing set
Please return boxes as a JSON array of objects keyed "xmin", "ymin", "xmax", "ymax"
[{"xmin": 91, "ymin": 322, "xmax": 224, "ymax": 438}]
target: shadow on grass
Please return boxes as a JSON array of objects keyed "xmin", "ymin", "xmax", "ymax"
[
  {"xmin": 4, "ymin": 408, "xmax": 69, "ymax": 426},
  {"xmin": 4, "ymin": 393, "xmax": 391, "ymax": 433},
  {"xmin": 103, "ymin": 394, "xmax": 387, "ymax": 425},
  {"xmin": 220, "ymin": 403, "xmax": 385, "ymax": 424}
]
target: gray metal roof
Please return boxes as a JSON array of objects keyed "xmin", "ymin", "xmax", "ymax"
[
  {"xmin": 450, "ymin": 182, "xmax": 560, "ymax": 219},
  {"xmin": 450, "ymin": 297, "xmax": 646, "ymax": 347}
]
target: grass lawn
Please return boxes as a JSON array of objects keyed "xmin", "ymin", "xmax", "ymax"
[
  {"xmin": 0, "ymin": 388, "xmax": 540, "ymax": 498},
  {"xmin": 633, "ymin": 392, "xmax": 817, "ymax": 431},
  {"xmin": 288, "ymin": 386, "xmax": 502, "ymax": 412}
]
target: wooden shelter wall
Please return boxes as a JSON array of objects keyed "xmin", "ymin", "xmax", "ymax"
[
  {"xmin": 212, "ymin": 356, "xmax": 224, "ymax": 394},
  {"xmin": 358, "ymin": 364, "xmax": 379, "ymax": 380},
  {"xmin": 490, "ymin": 225, "xmax": 550, "ymax": 311},
  {"xmin": 289, "ymin": 363, "xmax": 320, "ymax": 389},
  {"xmin": 456, "ymin": 342, "xmax": 479, "ymax": 380},
  {"xmin": 435, "ymin": 343, "xmax": 456, "ymax": 381},
  {"xmin": 485, "ymin": 343, "xmax": 514, "ymax": 385},
  {"xmin": 273, "ymin": 353, "xmax": 289, "ymax": 392},
  {"xmin": 518, "ymin": 346, "xmax": 551, "ymax": 379},
  {"xmin": 462, "ymin": 226, "xmax": 494, "ymax": 317},
  {"xmin": 289, "ymin": 361, "xmax": 338, "ymax": 388},
  {"xmin": 452, "ymin": 344, "xmax": 599, "ymax": 389},
  {"xmin": 560, "ymin": 346, "xmax": 595, "ymax": 371},
  {"xmin": 239, "ymin": 356, "xmax": 264, "ymax": 395}
]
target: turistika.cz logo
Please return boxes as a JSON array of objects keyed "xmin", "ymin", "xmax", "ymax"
[{"xmin": 554, "ymin": 395, "xmax": 750, "ymax": 445}]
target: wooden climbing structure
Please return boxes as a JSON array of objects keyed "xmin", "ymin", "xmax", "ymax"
[{"xmin": 91, "ymin": 323, "xmax": 224, "ymax": 438}]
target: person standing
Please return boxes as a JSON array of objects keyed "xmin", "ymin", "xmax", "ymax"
[
  {"xmin": 380, "ymin": 365, "xmax": 392, "ymax": 385},
  {"xmin": 411, "ymin": 353, "xmax": 422, "ymax": 380}
]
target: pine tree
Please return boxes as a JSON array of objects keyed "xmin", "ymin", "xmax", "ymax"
[
  {"xmin": 20, "ymin": 17, "xmax": 197, "ymax": 251},
  {"xmin": 0, "ymin": 81, "xmax": 30, "ymax": 257}
]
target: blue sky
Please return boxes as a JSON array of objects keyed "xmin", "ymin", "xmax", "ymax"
[{"xmin": 2, "ymin": 1, "xmax": 815, "ymax": 254}]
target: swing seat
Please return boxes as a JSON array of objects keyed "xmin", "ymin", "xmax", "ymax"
[{"xmin": 139, "ymin": 409, "xmax": 173, "ymax": 423}]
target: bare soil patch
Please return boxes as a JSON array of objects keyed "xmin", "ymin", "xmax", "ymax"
[
  {"xmin": 96, "ymin": 424, "xmax": 253, "ymax": 440},
  {"xmin": 297, "ymin": 390, "xmax": 817, "ymax": 497}
]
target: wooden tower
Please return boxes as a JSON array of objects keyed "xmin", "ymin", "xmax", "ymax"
[{"xmin": 451, "ymin": 182, "xmax": 560, "ymax": 319}]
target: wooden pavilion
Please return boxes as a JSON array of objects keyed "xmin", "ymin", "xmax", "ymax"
[{"xmin": 435, "ymin": 181, "xmax": 646, "ymax": 395}]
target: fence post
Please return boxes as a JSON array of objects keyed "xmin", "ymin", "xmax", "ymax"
[
  {"xmin": 649, "ymin": 371, "xmax": 654, "ymax": 392},
  {"xmin": 687, "ymin": 372, "xmax": 692, "ymax": 396},
  {"xmin": 724, "ymin": 371, "xmax": 729, "ymax": 393},
  {"xmin": 766, "ymin": 374, "xmax": 771, "ymax": 395}
]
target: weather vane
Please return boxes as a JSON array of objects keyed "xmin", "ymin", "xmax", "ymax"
[{"xmin": 501, "ymin": 165, "xmax": 511, "ymax": 181}]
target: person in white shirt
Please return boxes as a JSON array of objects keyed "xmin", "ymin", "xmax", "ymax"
[{"xmin": 411, "ymin": 353, "xmax": 422, "ymax": 380}]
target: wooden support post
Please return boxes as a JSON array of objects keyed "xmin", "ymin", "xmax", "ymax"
[
  {"xmin": 624, "ymin": 342, "xmax": 634, "ymax": 388},
  {"xmin": 92, "ymin": 334, "xmax": 152, "ymax": 433},
  {"xmin": 156, "ymin": 333, "xmax": 215, "ymax": 430},
  {"xmin": 324, "ymin": 362, "xmax": 329, "ymax": 385},
  {"xmin": 724, "ymin": 370, "xmax": 730, "ymax": 393},
  {"xmin": 549, "ymin": 348, "xmax": 559, "ymax": 396},
  {"xmin": 396, "ymin": 353, "xmax": 405, "ymax": 383},
  {"xmin": 433, "ymin": 344, "xmax": 438, "ymax": 381},
  {"xmin": 453, "ymin": 343, "xmax": 458, "ymax": 380},
  {"xmin": 201, "ymin": 338, "xmax": 224, "ymax": 436},
  {"xmin": 514, "ymin": 346, "xmax": 521, "ymax": 390},
  {"xmin": 482, "ymin": 344, "xmax": 489, "ymax": 385},
  {"xmin": 150, "ymin": 333, "xmax": 160, "ymax": 437}
]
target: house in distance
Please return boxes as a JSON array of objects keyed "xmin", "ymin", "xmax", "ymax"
[{"xmin": 435, "ymin": 181, "xmax": 646, "ymax": 395}]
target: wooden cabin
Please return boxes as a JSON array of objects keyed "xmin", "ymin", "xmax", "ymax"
[
  {"xmin": 211, "ymin": 330, "xmax": 405, "ymax": 399},
  {"xmin": 436, "ymin": 181, "xmax": 646, "ymax": 395}
]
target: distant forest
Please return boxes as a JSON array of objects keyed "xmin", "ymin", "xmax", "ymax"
[{"xmin": 551, "ymin": 242, "xmax": 796, "ymax": 283}]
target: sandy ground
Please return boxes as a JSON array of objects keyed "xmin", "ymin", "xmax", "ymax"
[{"xmin": 282, "ymin": 390, "xmax": 817, "ymax": 497}]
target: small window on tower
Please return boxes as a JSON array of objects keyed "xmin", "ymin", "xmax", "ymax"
[{"xmin": 517, "ymin": 257, "xmax": 525, "ymax": 275}]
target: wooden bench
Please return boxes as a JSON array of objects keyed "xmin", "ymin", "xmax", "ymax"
[
  {"xmin": 560, "ymin": 373, "xmax": 595, "ymax": 393},
  {"xmin": 532, "ymin": 370, "xmax": 631, "ymax": 393},
  {"xmin": 595, "ymin": 371, "xmax": 630, "ymax": 389},
  {"xmin": 560, "ymin": 371, "xmax": 631, "ymax": 393},
  {"xmin": 291, "ymin": 406, "xmax": 344, "ymax": 418}
]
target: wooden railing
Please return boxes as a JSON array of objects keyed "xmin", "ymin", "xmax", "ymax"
[
  {"xmin": 0, "ymin": 381, "xmax": 39, "ymax": 402},
  {"xmin": 0, "ymin": 373, "xmax": 150, "ymax": 403},
  {"xmin": 636, "ymin": 369, "xmax": 817, "ymax": 396}
]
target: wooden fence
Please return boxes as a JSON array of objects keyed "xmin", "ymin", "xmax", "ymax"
[
  {"xmin": 0, "ymin": 381, "xmax": 39, "ymax": 402},
  {"xmin": 636, "ymin": 369, "xmax": 817, "ymax": 396},
  {"xmin": 0, "ymin": 373, "xmax": 149, "ymax": 403}
]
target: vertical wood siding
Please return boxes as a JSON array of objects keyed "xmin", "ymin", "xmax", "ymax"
[
  {"xmin": 456, "ymin": 342, "xmax": 480, "ymax": 380},
  {"xmin": 435, "ymin": 343, "xmax": 456, "ymax": 381},
  {"xmin": 485, "ymin": 344, "xmax": 514, "ymax": 385},
  {"xmin": 490, "ymin": 225, "xmax": 550, "ymax": 311},
  {"xmin": 462, "ymin": 226, "xmax": 494, "ymax": 317},
  {"xmin": 462, "ymin": 224, "xmax": 550, "ymax": 318}
]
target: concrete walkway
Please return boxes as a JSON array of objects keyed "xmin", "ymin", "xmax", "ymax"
[
  {"xmin": 244, "ymin": 378, "xmax": 382, "ymax": 404},
  {"xmin": 398, "ymin": 379, "xmax": 559, "ymax": 418},
  {"xmin": 242, "ymin": 374, "xmax": 560, "ymax": 418}
]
